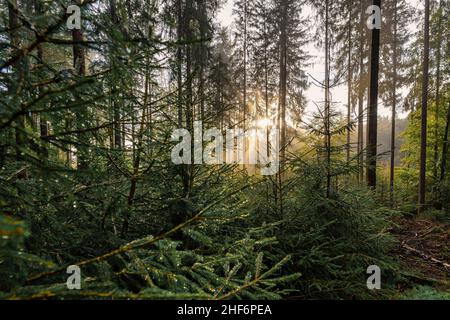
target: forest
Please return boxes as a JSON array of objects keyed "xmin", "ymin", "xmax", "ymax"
[{"xmin": 0, "ymin": 0, "xmax": 449, "ymax": 300}]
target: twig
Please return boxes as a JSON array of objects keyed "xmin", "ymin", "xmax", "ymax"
[{"xmin": 401, "ymin": 241, "xmax": 450, "ymax": 271}]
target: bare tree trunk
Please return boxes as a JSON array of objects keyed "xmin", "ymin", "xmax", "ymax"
[
  {"xmin": 177, "ymin": 0, "xmax": 183, "ymax": 128},
  {"xmin": 262, "ymin": 6, "xmax": 271, "ymax": 213},
  {"xmin": 243, "ymin": 0, "xmax": 248, "ymax": 133},
  {"xmin": 418, "ymin": 0, "xmax": 430, "ymax": 213},
  {"xmin": 110, "ymin": 0, "xmax": 122, "ymax": 151},
  {"xmin": 324, "ymin": 0, "xmax": 331, "ymax": 197},
  {"xmin": 32, "ymin": 0, "xmax": 48, "ymax": 159},
  {"xmin": 7, "ymin": 0, "xmax": 26, "ymax": 161},
  {"xmin": 440, "ymin": 102, "xmax": 450, "ymax": 181},
  {"xmin": 73, "ymin": 1, "xmax": 88, "ymax": 170},
  {"xmin": 185, "ymin": 0, "xmax": 193, "ymax": 194},
  {"xmin": 390, "ymin": 1, "xmax": 398, "ymax": 206},
  {"xmin": 198, "ymin": 0, "xmax": 207, "ymax": 123},
  {"xmin": 346, "ymin": 2, "xmax": 352, "ymax": 166},
  {"xmin": 366, "ymin": 0, "xmax": 381, "ymax": 189},
  {"xmin": 357, "ymin": 2, "xmax": 365, "ymax": 183},
  {"xmin": 174, "ymin": 0, "xmax": 191, "ymax": 231},
  {"xmin": 278, "ymin": 0, "xmax": 288, "ymax": 215},
  {"xmin": 433, "ymin": 0, "xmax": 443, "ymax": 181}
]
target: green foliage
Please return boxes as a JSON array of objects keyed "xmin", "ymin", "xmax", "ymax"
[
  {"xmin": 0, "ymin": 214, "xmax": 55, "ymax": 292},
  {"xmin": 254, "ymin": 164, "xmax": 398, "ymax": 299},
  {"xmin": 0, "ymin": 208, "xmax": 297, "ymax": 300},
  {"xmin": 401, "ymin": 96, "xmax": 450, "ymax": 210},
  {"xmin": 0, "ymin": 0, "xmax": 448, "ymax": 301},
  {"xmin": 401, "ymin": 286, "xmax": 450, "ymax": 300}
]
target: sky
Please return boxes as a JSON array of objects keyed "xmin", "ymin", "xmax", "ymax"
[{"xmin": 215, "ymin": 0, "xmax": 423, "ymax": 121}]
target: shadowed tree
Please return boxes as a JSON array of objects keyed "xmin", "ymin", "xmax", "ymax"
[
  {"xmin": 380, "ymin": 0, "xmax": 414, "ymax": 204},
  {"xmin": 418, "ymin": 0, "xmax": 431, "ymax": 213}
]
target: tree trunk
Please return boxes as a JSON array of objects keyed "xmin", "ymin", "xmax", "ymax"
[
  {"xmin": 185, "ymin": 0, "xmax": 193, "ymax": 194},
  {"xmin": 366, "ymin": 0, "xmax": 381, "ymax": 189},
  {"xmin": 418, "ymin": 0, "xmax": 430, "ymax": 213},
  {"xmin": 174, "ymin": 0, "xmax": 191, "ymax": 231},
  {"xmin": 440, "ymin": 102, "xmax": 450, "ymax": 182},
  {"xmin": 177, "ymin": 0, "xmax": 183, "ymax": 128},
  {"xmin": 73, "ymin": 1, "xmax": 88, "ymax": 170},
  {"xmin": 110, "ymin": 0, "xmax": 122, "ymax": 151},
  {"xmin": 32, "ymin": 0, "xmax": 48, "ymax": 159},
  {"xmin": 278, "ymin": 0, "xmax": 288, "ymax": 215},
  {"xmin": 7, "ymin": 0, "xmax": 26, "ymax": 161},
  {"xmin": 199, "ymin": 11, "xmax": 206, "ymax": 123},
  {"xmin": 346, "ymin": 2, "xmax": 352, "ymax": 166},
  {"xmin": 390, "ymin": 1, "xmax": 398, "ymax": 206},
  {"xmin": 357, "ymin": 1, "xmax": 365, "ymax": 183},
  {"xmin": 264, "ymin": 7, "xmax": 273, "ymax": 214},
  {"xmin": 324, "ymin": 0, "xmax": 331, "ymax": 197},
  {"xmin": 243, "ymin": 0, "xmax": 248, "ymax": 133},
  {"xmin": 433, "ymin": 0, "xmax": 443, "ymax": 181}
]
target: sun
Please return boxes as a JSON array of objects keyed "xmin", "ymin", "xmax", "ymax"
[{"xmin": 255, "ymin": 118, "xmax": 273, "ymax": 128}]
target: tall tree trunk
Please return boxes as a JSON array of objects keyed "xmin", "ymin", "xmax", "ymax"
[
  {"xmin": 243, "ymin": 0, "xmax": 248, "ymax": 133},
  {"xmin": 198, "ymin": 0, "xmax": 207, "ymax": 123},
  {"xmin": 366, "ymin": 0, "xmax": 381, "ymax": 189},
  {"xmin": 7, "ymin": 0, "xmax": 26, "ymax": 161},
  {"xmin": 175, "ymin": 0, "xmax": 191, "ymax": 230},
  {"xmin": 73, "ymin": 1, "xmax": 88, "ymax": 170},
  {"xmin": 324, "ymin": 0, "xmax": 331, "ymax": 197},
  {"xmin": 185, "ymin": 0, "xmax": 193, "ymax": 194},
  {"xmin": 433, "ymin": 0, "xmax": 443, "ymax": 181},
  {"xmin": 110, "ymin": 0, "xmax": 122, "ymax": 151},
  {"xmin": 418, "ymin": 0, "xmax": 430, "ymax": 213},
  {"xmin": 33, "ymin": 0, "xmax": 48, "ymax": 159},
  {"xmin": 346, "ymin": 2, "xmax": 352, "ymax": 166},
  {"xmin": 176, "ymin": 0, "xmax": 189, "ymax": 196},
  {"xmin": 357, "ymin": 1, "xmax": 365, "ymax": 183},
  {"xmin": 278, "ymin": 0, "xmax": 288, "ymax": 215},
  {"xmin": 177, "ymin": 0, "xmax": 183, "ymax": 128},
  {"xmin": 440, "ymin": 102, "xmax": 450, "ymax": 181},
  {"xmin": 390, "ymin": 1, "xmax": 398, "ymax": 206},
  {"xmin": 263, "ymin": 7, "xmax": 273, "ymax": 214}
]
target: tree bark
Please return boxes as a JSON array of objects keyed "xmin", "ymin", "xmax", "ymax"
[
  {"xmin": 31, "ymin": 0, "xmax": 48, "ymax": 159},
  {"xmin": 418, "ymin": 0, "xmax": 430, "ymax": 213},
  {"xmin": 243, "ymin": 0, "xmax": 248, "ymax": 133},
  {"xmin": 7, "ymin": 0, "xmax": 26, "ymax": 161},
  {"xmin": 177, "ymin": 0, "xmax": 183, "ymax": 128},
  {"xmin": 73, "ymin": 1, "xmax": 88, "ymax": 170},
  {"xmin": 390, "ymin": 1, "xmax": 398, "ymax": 205},
  {"xmin": 198, "ymin": 0, "xmax": 207, "ymax": 123},
  {"xmin": 324, "ymin": 0, "xmax": 331, "ymax": 197},
  {"xmin": 110, "ymin": 0, "xmax": 122, "ymax": 151},
  {"xmin": 357, "ymin": 1, "xmax": 365, "ymax": 183},
  {"xmin": 346, "ymin": 2, "xmax": 352, "ymax": 166},
  {"xmin": 278, "ymin": 0, "xmax": 288, "ymax": 215},
  {"xmin": 366, "ymin": 0, "xmax": 381, "ymax": 189},
  {"xmin": 433, "ymin": 0, "xmax": 443, "ymax": 181}
]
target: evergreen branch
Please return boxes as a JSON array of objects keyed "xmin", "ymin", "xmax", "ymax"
[{"xmin": 26, "ymin": 184, "xmax": 250, "ymax": 284}]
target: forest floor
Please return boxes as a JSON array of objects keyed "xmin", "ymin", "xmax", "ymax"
[{"xmin": 391, "ymin": 217, "xmax": 450, "ymax": 298}]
